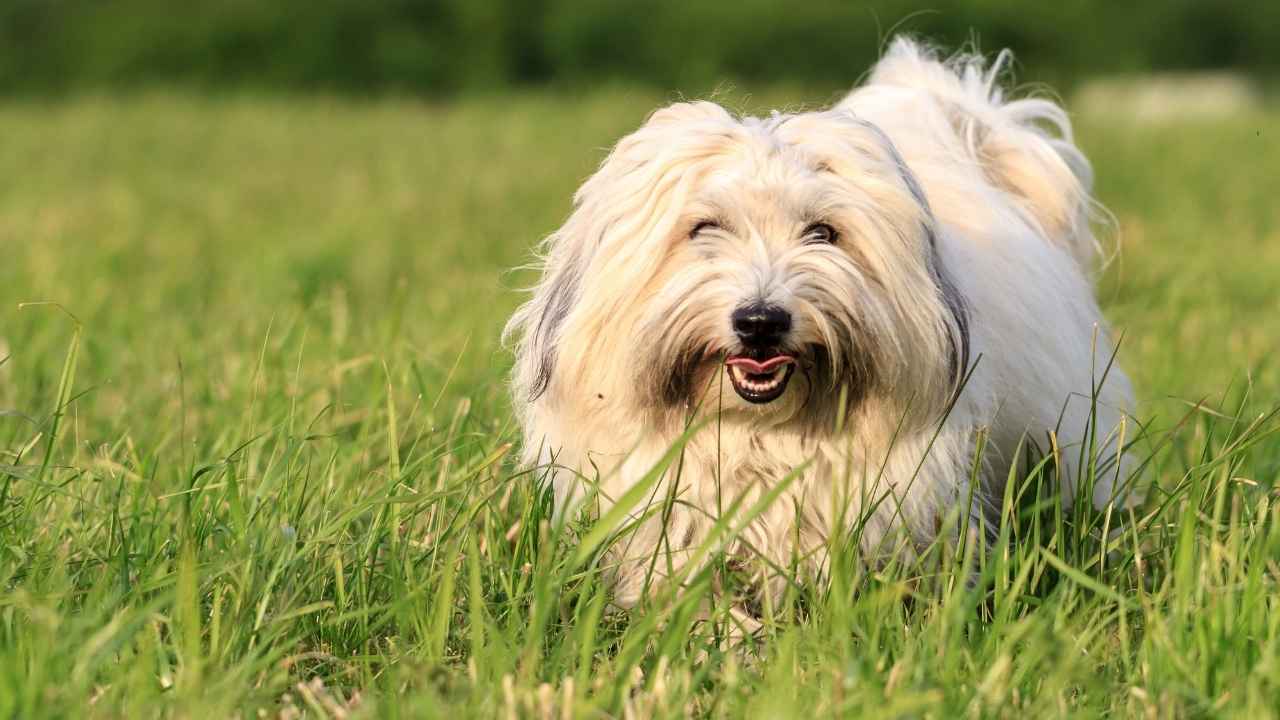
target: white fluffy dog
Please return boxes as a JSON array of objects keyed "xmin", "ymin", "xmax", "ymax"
[{"xmin": 507, "ymin": 38, "xmax": 1134, "ymax": 607}]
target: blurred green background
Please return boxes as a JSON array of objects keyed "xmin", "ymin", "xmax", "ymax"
[{"xmin": 2, "ymin": 0, "xmax": 1279, "ymax": 95}]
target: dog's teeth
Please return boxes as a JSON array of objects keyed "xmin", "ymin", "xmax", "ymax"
[{"xmin": 728, "ymin": 362, "xmax": 789, "ymax": 397}]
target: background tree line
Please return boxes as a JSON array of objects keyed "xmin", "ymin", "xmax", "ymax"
[{"xmin": 1, "ymin": 0, "xmax": 1275, "ymax": 95}]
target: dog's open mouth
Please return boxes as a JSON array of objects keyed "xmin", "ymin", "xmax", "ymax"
[{"xmin": 725, "ymin": 352, "xmax": 796, "ymax": 404}]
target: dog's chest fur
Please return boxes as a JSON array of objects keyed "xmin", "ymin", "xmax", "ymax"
[
  {"xmin": 683, "ymin": 423, "xmax": 950, "ymax": 551},
  {"xmin": 597, "ymin": 420, "xmax": 972, "ymax": 606}
]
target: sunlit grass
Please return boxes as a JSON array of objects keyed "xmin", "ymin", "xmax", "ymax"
[{"xmin": 0, "ymin": 91, "xmax": 1277, "ymax": 718}]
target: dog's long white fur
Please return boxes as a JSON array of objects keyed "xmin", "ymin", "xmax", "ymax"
[{"xmin": 506, "ymin": 38, "xmax": 1134, "ymax": 606}]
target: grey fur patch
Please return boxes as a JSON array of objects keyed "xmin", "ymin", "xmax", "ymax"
[
  {"xmin": 796, "ymin": 342, "xmax": 875, "ymax": 432},
  {"xmin": 930, "ymin": 238, "xmax": 971, "ymax": 387},
  {"xmin": 528, "ymin": 255, "xmax": 583, "ymax": 401},
  {"xmin": 658, "ymin": 346, "xmax": 704, "ymax": 407}
]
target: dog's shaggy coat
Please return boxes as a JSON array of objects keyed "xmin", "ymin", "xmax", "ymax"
[{"xmin": 507, "ymin": 38, "xmax": 1134, "ymax": 606}]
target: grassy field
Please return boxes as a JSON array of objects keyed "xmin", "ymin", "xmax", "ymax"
[{"xmin": 1, "ymin": 89, "xmax": 1278, "ymax": 718}]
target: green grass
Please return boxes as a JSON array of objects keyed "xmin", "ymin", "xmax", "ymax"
[{"xmin": 0, "ymin": 90, "xmax": 1278, "ymax": 718}]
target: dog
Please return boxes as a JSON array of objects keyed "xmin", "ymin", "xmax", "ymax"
[{"xmin": 506, "ymin": 38, "xmax": 1135, "ymax": 608}]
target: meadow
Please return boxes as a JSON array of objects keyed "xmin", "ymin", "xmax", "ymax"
[{"xmin": 0, "ymin": 88, "xmax": 1278, "ymax": 718}]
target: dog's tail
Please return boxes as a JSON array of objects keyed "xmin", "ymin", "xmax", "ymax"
[{"xmin": 861, "ymin": 37, "xmax": 1099, "ymax": 267}]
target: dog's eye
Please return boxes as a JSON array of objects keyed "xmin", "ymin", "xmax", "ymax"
[
  {"xmin": 690, "ymin": 220, "xmax": 721, "ymax": 237},
  {"xmin": 802, "ymin": 222, "xmax": 838, "ymax": 244}
]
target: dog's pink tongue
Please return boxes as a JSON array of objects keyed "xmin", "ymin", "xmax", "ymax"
[{"xmin": 725, "ymin": 355, "xmax": 795, "ymax": 374}]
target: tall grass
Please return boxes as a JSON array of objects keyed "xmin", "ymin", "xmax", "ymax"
[{"xmin": 0, "ymin": 92, "xmax": 1277, "ymax": 717}]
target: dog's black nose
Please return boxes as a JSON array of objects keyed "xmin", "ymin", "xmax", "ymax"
[{"xmin": 732, "ymin": 304, "xmax": 791, "ymax": 347}]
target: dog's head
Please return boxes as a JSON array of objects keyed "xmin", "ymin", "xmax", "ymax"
[{"xmin": 509, "ymin": 101, "xmax": 968, "ymax": 432}]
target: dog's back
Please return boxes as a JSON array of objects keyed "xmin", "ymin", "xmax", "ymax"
[{"xmin": 841, "ymin": 38, "xmax": 1098, "ymax": 269}]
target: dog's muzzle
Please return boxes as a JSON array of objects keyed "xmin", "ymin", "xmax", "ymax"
[{"xmin": 727, "ymin": 304, "xmax": 796, "ymax": 403}]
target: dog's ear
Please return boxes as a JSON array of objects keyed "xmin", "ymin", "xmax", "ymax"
[
  {"xmin": 506, "ymin": 228, "xmax": 588, "ymax": 402},
  {"xmin": 509, "ymin": 101, "xmax": 740, "ymax": 405},
  {"xmin": 885, "ymin": 143, "xmax": 973, "ymax": 391},
  {"xmin": 879, "ymin": 132, "xmax": 973, "ymax": 391},
  {"xmin": 882, "ymin": 137, "xmax": 973, "ymax": 392}
]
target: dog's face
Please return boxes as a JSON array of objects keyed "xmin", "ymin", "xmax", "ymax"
[{"xmin": 511, "ymin": 102, "xmax": 968, "ymax": 433}]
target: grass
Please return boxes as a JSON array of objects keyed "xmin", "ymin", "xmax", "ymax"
[{"xmin": 0, "ymin": 88, "xmax": 1278, "ymax": 718}]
